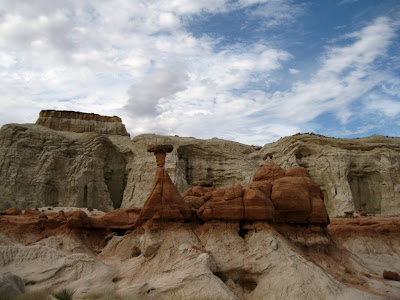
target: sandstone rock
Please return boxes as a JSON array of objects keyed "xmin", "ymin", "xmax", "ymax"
[
  {"xmin": 101, "ymin": 208, "xmax": 140, "ymax": 229},
  {"xmin": 243, "ymin": 183, "xmax": 274, "ymax": 221},
  {"xmin": 0, "ymin": 244, "xmax": 115, "ymax": 297},
  {"xmin": 0, "ymin": 273, "xmax": 24, "ymax": 295},
  {"xmin": 5, "ymin": 207, "xmax": 22, "ymax": 216},
  {"xmin": 100, "ymin": 221, "xmax": 376, "ymax": 300},
  {"xmin": 36, "ymin": 110, "xmax": 129, "ymax": 136},
  {"xmin": 66, "ymin": 210, "xmax": 90, "ymax": 228},
  {"xmin": 23, "ymin": 208, "xmax": 40, "ymax": 216},
  {"xmin": 147, "ymin": 144, "xmax": 174, "ymax": 153},
  {"xmin": 121, "ymin": 134, "xmax": 263, "ymax": 208},
  {"xmin": 194, "ymin": 163, "xmax": 328, "ymax": 225},
  {"xmin": 122, "ymin": 133, "xmax": 400, "ymax": 218},
  {"xmin": 383, "ymin": 270, "xmax": 400, "ymax": 281},
  {"xmin": 260, "ymin": 134, "xmax": 400, "ymax": 216},
  {"xmin": 192, "ymin": 180, "xmax": 214, "ymax": 187},
  {"xmin": 135, "ymin": 147, "xmax": 191, "ymax": 226},
  {"xmin": 0, "ymin": 123, "xmax": 126, "ymax": 211},
  {"xmin": 253, "ymin": 162, "xmax": 286, "ymax": 181}
]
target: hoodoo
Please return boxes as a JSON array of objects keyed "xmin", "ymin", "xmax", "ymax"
[{"xmin": 135, "ymin": 144, "xmax": 191, "ymax": 226}]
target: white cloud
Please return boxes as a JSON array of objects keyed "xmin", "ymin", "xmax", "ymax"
[
  {"xmin": 364, "ymin": 94, "xmax": 400, "ymax": 118},
  {"xmin": 266, "ymin": 17, "xmax": 396, "ymax": 124},
  {"xmin": 0, "ymin": 1, "xmax": 398, "ymax": 146},
  {"xmin": 124, "ymin": 64, "xmax": 189, "ymax": 118}
]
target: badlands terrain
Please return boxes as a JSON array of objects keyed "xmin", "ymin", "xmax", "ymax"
[{"xmin": 0, "ymin": 110, "xmax": 399, "ymax": 299}]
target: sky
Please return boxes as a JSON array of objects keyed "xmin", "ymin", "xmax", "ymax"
[{"xmin": 0, "ymin": 0, "xmax": 399, "ymax": 145}]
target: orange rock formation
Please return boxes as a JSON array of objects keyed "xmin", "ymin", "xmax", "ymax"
[{"xmin": 135, "ymin": 144, "xmax": 191, "ymax": 226}]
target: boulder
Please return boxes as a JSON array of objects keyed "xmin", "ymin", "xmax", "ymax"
[
  {"xmin": 66, "ymin": 210, "xmax": 90, "ymax": 228},
  {"xmin": 383, "ymin": 270, "xmax": 400, "ymax": 281}
]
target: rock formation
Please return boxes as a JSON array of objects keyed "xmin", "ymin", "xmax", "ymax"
[
  {"xmin": 183, "ymin": 162, "xmax": 329, "ymax": 225},
  {"xmin": 0, "ymin": 123, "xmax": 126, "ymax": 211},
  {"xmin": 1, "ymin": 112, "xmax": 400, "ymax": 218},
  {"xmin": 0, "ymin": 158, "xmax": 399, "ymax": 299},
  {"xmin": 135, "ymin": 144, "xmax": 191, "ymax": 226},
  {"xmin": 121, "ymin": 133, "xmax": 400, "ymax": 217},
  {"xmin": 121, "ymin": 134, "xmax": 263, "ymax": 208},
  {"xmin": 36, "ymin": 110, "xmax": 129, "ymax": 136},
  {"xmin": 259, "ymin": 134, "xmax": 400, "ymax": 216}
]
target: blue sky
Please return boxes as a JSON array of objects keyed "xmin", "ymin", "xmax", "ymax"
[{"xmin": 0, "ymin": 0, "xmax": 399, "ymax": 145}]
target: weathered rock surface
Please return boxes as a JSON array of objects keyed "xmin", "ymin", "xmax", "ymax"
[
  {"xmin": 0, "ymin": 244, "xmax": 115, "ymax": 296},
  {"xmin": 121, "ymin": 134, "xmax": 263, "ymax": 208},
  {"xmin": 2, "ymin": 111, "xmax": 400, "ymax": 219},
  {"xmin": 98, "ymin": 222, "xmax": 384, "ymax": 299},
  {"xmin": 0, "ymin": 272, "xmax": 24, "ymax": 295},
  {"xmin": 1, "ymin": 209, "xmax": 400, "ymax": 298},
  {"xmin": 0, "ymin": 123, "xmax": 126, "ymax": 211},
  {"xmin": 259, "ymin": 134, "xmax": 400, "ymax": 216},
  {"xmin": 36, "ymin": 110, "xmax": 129, "ymax": 136},
  {"xmin": 187, "ymin": 163, "xmax": 329, "ymax": 225}
]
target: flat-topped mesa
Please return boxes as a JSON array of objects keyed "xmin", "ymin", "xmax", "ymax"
[
  {"xmin": 136, "ymin": 144, "xmax": 191, "ymax": 226},
  {"xmin": 36, "ymin": 110, "xmax": 129, "ymax": 136}
]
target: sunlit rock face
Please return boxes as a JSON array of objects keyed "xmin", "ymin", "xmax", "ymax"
[{"xmin": 36, "ymin": 110, "xmax": 129, "ymax": 136}]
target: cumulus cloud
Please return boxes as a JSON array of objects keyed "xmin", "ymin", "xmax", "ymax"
[
  {"xmin": 0, "ymin": 1, "xmax": 398, "ymax": 145},
  {"xmin": 124, "ymin": 65, "xmax": 189, "ymax": 118}
]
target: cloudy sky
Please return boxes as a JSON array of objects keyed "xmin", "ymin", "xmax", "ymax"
[{"xmin": 0, "ymin": 0, "xmax": 399, "ymax": 145}]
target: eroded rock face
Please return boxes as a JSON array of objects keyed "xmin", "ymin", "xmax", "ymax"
[
  {"xmin": 122, "ymin": 134, "xmax": 400, "ymax": 217},
  {"xmin": 260, "ymin": 134, "xmax": 400, "ymax": 216},
  {"xmin": 122, "ymin": 134, "xmax": 263, "ymax": 208},
  {"xmin": 36, "ymin": 110, "xmax": 129, "ymax": 136},
  {"xmin": 188, "ymin": 163, "xmax": 329, "ymax": 225},
  {"xmin": 0, "ymin": 124, "xmax": 126, "ymax": 211}
]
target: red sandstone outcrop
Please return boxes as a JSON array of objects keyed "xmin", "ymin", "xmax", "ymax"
[
  {"xmin": 5, "ymin": 207, "xmax": 22, "ymax": 215},
  {"xmin": 36, "ymin": 110, "xmax": 129, "ymax": 136},
  {"xmin": 135, "ymin": 145, "xmax": 191, "ymax": 226},
  {"xmin": 383, "ymin": 270, "xmax": 400, "ymax": 281},
  {"xmin": 186, "ymin": 163, "xmax": 329, "ymax": 225}
]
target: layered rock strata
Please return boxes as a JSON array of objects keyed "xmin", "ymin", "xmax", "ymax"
[
  {"xmin": 36, "ymin": 110, "xmax": 129, "ymax": 136},
  {"xmin": 0, "ymin": 124, "xmax": 126, "ymax": 211},
  {"xmin": 259, "ymin": 134, "xmax": 400, "ymax": 216},
  {"xmin": 121, "ymin": 133, "xmax": 400, "ymax": 217}
]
